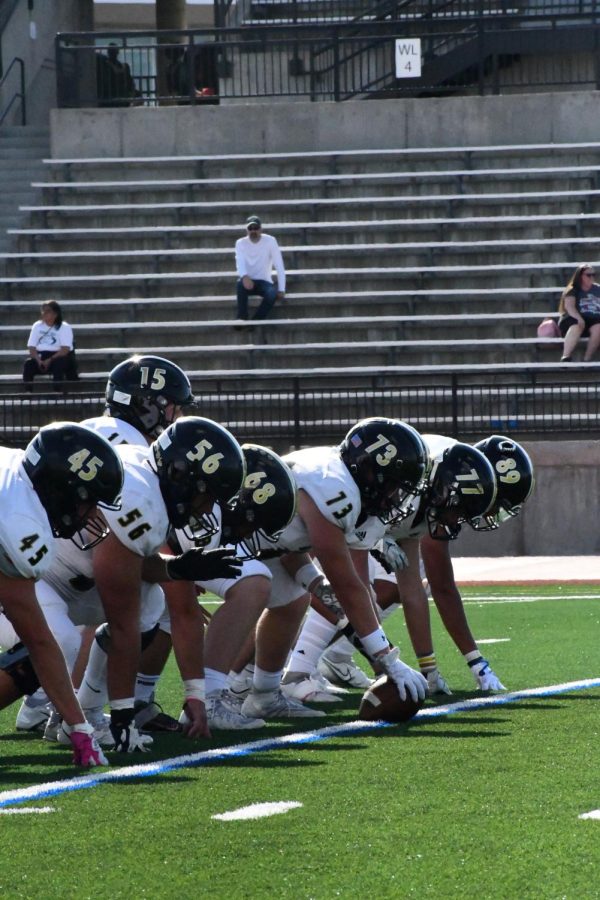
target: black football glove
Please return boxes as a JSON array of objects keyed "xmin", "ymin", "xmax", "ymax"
[
  {"xmin": 166, "ymin": 547, "xmax": 242, "ymax": 582},
  {"xmin": 109, "ymin": 708, "xmax": 151, "ymax": 752}
]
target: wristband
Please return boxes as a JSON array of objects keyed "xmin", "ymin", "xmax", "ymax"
[
  {"xmin": 183, "ymin": 678, "xmax": 205, "ymax": 702},
  {"xmin": 294, "ymin": 562, "xmax": 322, "ymax": 592},
  {"xmin": 361, "ymin": 627, "xmax": 389, "ymax": 658}
]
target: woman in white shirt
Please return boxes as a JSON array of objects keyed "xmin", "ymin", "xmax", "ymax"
[{"xmin": 23, "ymin": 301, "xmax": 75, "ymax": 392}]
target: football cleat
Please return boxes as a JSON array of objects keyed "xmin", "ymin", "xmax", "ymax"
[
  {"xmin": 242, "ymin": 689, "xmax": 326, "ymax": 719},
  {"xmin": 281, "ymin": 673, "xmax": 347, "ymax": 704},
  {"xmin": 205, "ymin": 691, "xmax": 265, "ymax": 730},
  {"xmin": 15, "ymin": 700, "xmax": 51, "ymax": 732},
  {"xmin": 134, "ymin": 700, "xmax": 182, "ymax": 733},
  {"xmin": 42, "ymin": 710, "xmax": 63, "ymax": 743},
  {"xmin": 317, "ymin": 654, "xmax": 374, "ymax": 690}
]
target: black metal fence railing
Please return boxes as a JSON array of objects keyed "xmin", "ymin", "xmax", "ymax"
[
  {"xmin": 2, "ymin": 373, "xmax": 600, "ymax": 452},
  {"xmin": 56, "ymin": 11, "xmax": 600, "ymax": 107}
]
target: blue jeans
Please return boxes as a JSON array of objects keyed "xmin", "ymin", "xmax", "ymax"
[{"xmin": 236, "ymin": 279, "xmax": 277, "ymax": 320}]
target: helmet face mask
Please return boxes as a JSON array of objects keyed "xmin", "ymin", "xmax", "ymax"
[
  {"xmin": 471, "ymin": 435, "xmax": 535, "ymax": 531},
  {"xmin": 152, "ymin": 416, "xmax": 245, "ymax": 541},
  {"xmin": 22, "ymin": 422, "xmax": 123, "ymax": 550},
  {"xmin": 425, "ymin": 443, "xmax": 497, "ymax": 540},
  {"xmin": 339, "ymin": 417, "xmax": 429, "ymax": 524},
  {"xmin": 220, "ymin": 444, "xmax": 297, "ymax": 558},
  {"xmin": 105, "ymin": 355, "xmax": 195, "ymax": 439}
]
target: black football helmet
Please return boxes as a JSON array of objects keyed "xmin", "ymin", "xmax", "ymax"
[
  {"xmin": 105, "ymin": 355, "xmax": 195, "ymax": 438},
  {"xmin": 151, "ymin": 416, "xmax": 245, "ymax": 540},
  {"xmin": 220, "ymin": 444, "xmax": 298, "ymax": 558},
  {"xmin": 471, "ymin": 435, "xmax": 535, "ymax": 530},
  {"xmin": 339, "ymin": 417, "xmax": 429, "ymax": 524},
  {"xmin": 22, "ymin": 421, "xmax": 124, "ymax": 550},
  {"xmin": 425, "ymin": 442, "xmax": 497, "ymax": 540}
]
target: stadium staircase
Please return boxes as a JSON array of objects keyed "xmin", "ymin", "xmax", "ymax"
[
  {"xmin": 0, "ymin": 126, "xmax": 49, "ymax": 254},
  {"xmin": 1, "ymin": 140, "xmax": 600, "ymax": 445}
]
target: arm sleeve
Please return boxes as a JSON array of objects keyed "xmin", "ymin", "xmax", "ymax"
[
  {"xmin": 235, "ymin": 239, "xmax": 247, "ymax": 279},
  {"xmin": 271, "ymin": 239, "xmax": 286, "ymax": 292}
]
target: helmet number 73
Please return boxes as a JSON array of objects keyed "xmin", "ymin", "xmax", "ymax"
[{"xmin": 365, "ymin": 434, "xmax": 398, "ymax": 466}]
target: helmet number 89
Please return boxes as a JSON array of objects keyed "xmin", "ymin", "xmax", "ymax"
[
  {"xmin": 68, "ymin": 449, "xmax": 104, "ymax": 482},
  {"xmin": 245, "ymin": 470, "xmax": 275, "ymax": 505},
  {"xmin": 365, "ymin": 434, "xmax": 398, "ymax": 467},
  {"xmin": 187, "ymin": 439, "xmax": 223, "ymax": 474},
  {"xmin": 495, "ymin": 458, "xmax": 520, "ymax": 484}
]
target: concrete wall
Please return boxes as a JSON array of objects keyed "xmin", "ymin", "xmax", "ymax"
[
  {"xmin": 51, "ymin": 89, "xmax": 600, "ymax": 158},
  {"xmin": 454, "ymin": 440, "xmax": 600, "ymax": 557}
]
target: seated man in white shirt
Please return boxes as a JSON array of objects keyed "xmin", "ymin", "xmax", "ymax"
[
  {"xmin": 23, "ymin": 301, "xmax": 75, "ymax": 392},
  {"xmin": 234, "ymin": 215, "xmax": 286, "ymax": 323}
]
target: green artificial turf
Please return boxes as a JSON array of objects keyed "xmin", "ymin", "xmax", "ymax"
[{"xmin": 0, "ymin": 584, "xmax": 599, "ymax": 899}]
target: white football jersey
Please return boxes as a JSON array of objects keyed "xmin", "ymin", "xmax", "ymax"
[
  {"xmin": 264, "ymin": 446, "xmax": 363, "ymax": 553},
  {"xmin": 101, "ymin": 443, "xmax": 169, "ymax": 557},
  {"xmin": 0, "ymin": 447, "xmax": 56, "ymax": 579},
  {"xmin": 81, "ymin": 414, "xmax": 147, "ymax": 448}
]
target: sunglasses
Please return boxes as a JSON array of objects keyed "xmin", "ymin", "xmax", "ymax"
[
  {"xmin": 583, "ymin": 271, "xmax": 596, "ymax": 277},
  {"xmin": 247, "ymin": 225, "xmax": 261, "ymax": 231}
]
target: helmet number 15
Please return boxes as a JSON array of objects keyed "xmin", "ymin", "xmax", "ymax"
[
  {"xmin": 68, "ymin": 449, "xmax": 104, "ymax": 482},
  {"xmin": 186, "ymin": 439, "xmax": 223, "ymax": 474},
  {"xmin": 139, "ymin": 366, "xmax": 166, "ymax": 391},
  {"xmin": 365, "ymin": 434, "xmax": 398, "ymax": 467}
]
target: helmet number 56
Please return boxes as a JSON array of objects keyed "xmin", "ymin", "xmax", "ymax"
[{"xmin": 187, "ymin": 439, "xmax": 223, "ymax": 474}]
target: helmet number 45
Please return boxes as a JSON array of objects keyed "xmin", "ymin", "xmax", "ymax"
[
  {"xmin": 68, "ymin": 449, "xmax": 104, "ymax": 482},
  {"xmin": 365, "ymin": 434, "xmax": 398, "ymax": 466}
]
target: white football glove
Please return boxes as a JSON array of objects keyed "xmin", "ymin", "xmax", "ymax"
[
  {"xmin": 377, "ymin": 647, "xmax": 427, "ymax": 702},
  {"xmin": 381, "ymin": 537, "xmax": 409, "ymax": 572},
  {"xmin": 468, "ymin": 656, "xmax": 506, "ymax": 692},
  {"xmin": 425, "ymin": 667, "xmax": 452, "ymax": 696}
]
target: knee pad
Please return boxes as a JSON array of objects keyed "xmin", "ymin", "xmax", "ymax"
[
  {"xmin": 0, "ymin": 643, "xmax": 40, "ymax": 696},
  {"xmin": 94, "ymin": 623, "xmax": 111, "ymax": 652}
]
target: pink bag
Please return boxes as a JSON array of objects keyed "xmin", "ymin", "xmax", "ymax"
[{"xmin": 537, "ymin": 318, "xmax": 560, "ymax": 338}]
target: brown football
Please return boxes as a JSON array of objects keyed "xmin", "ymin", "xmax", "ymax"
[{"xmin": 358, "ymin": 675, "xmax": 424, "ymax": 723}]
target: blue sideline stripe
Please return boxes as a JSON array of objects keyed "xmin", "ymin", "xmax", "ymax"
[{"xmin": 1, "ymin": 677, "xmax": 599, "ymax": 809}]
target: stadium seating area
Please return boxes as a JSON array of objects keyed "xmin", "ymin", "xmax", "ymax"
[{"xmin": 2, "ymin": 141, "xmax": 600, "ymax": 381}]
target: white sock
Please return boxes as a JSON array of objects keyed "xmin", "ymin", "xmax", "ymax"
[
  {"xmin": 135, "ymin": 673, "xmax": 160, "ymax": 704},
  {"xmin": 205, "ymin": 667, "xmax": 229, "ymax": 696},
  {"xmin": 76, "ymin": 640, "xmax": 108, "ymax": 711},
  {"xmin": 228, "ymin": 664, "xmax": 255, "ymax": 693},
  {"xmin": 252, "ymin": 666, "xmax": 282, "ymax": 693},
  {"xmin": 286, "ymin": 609, "xmax": 338, "ymax": 675}
]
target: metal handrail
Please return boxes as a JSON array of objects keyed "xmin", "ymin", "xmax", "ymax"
[{"xmin": 0, "ymin": 56, "xmax": 26, "ymax": 126}]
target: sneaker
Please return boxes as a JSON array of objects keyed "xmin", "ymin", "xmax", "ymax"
[
  {"xmin": 43, "ymin": 711, "xmax": 62, "ymax": 743},
  {"xmin": 206, "ymin": 691, "xmax": 265, "ymax": 730},
  {"xmin": 15, "ymin": 701, "xmax": 51, "ymax": 732},
  {"xmin": 134, "ymin": 700, "xmax": 182, "ymax": 733},
  {"xmin": 241, "ymin": 689, "xmax": 326, "ymax": 719},
  {"xmin": 318, "ymin": 654, "xmax": 374, "ymax": 690},
  {"xmin": 281, "ymin": 673, "xmax": 347, "ymax": 703}
]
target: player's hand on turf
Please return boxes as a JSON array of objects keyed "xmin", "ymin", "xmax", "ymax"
[
  {"xmin": 425, "ymin": 667, "xmax": 452, "ymax": 696},
  {"xmin": 65, "ymin": 722, "xmax": 109, "ymax": 767},
  {"xmin": 468, "ymin": 657, "xmax": 506, "ymax": 692},
  {"xmin": 377, "ymin": 647, "xmax": 427, "ymax": 702},
  {"xmin": 179, "ymin": 698, "xmax": 211, "ymax": 739},
  {"xmin": 109, "ymin": 708, "xmax": 152, "ymax": 752},
  {"xmin": 166, "ymin": 547, "xmax": 242, "ymax": 582}
]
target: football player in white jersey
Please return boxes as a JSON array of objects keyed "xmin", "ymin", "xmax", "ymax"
[
  {"xmin": 171, "ymin": 443, "xmax": 298, "ymax": 731},
  {"xmin": 307, "ymin": 436, "xmax": 533, "ymax": 697},
  {"xmin": 16, "ymin": 353, "xmax": 198, "ymax": 735},
  {"xmin": 42, "ymin": 416, "xmax": 244, "ymax": 751},
  {"xmin": 0, "ymin": 421, "xmax": 123, "ymax": 767},
  {"xmin": 236, "ymin": 417, "xmax": 431, "ymax": 720}
]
